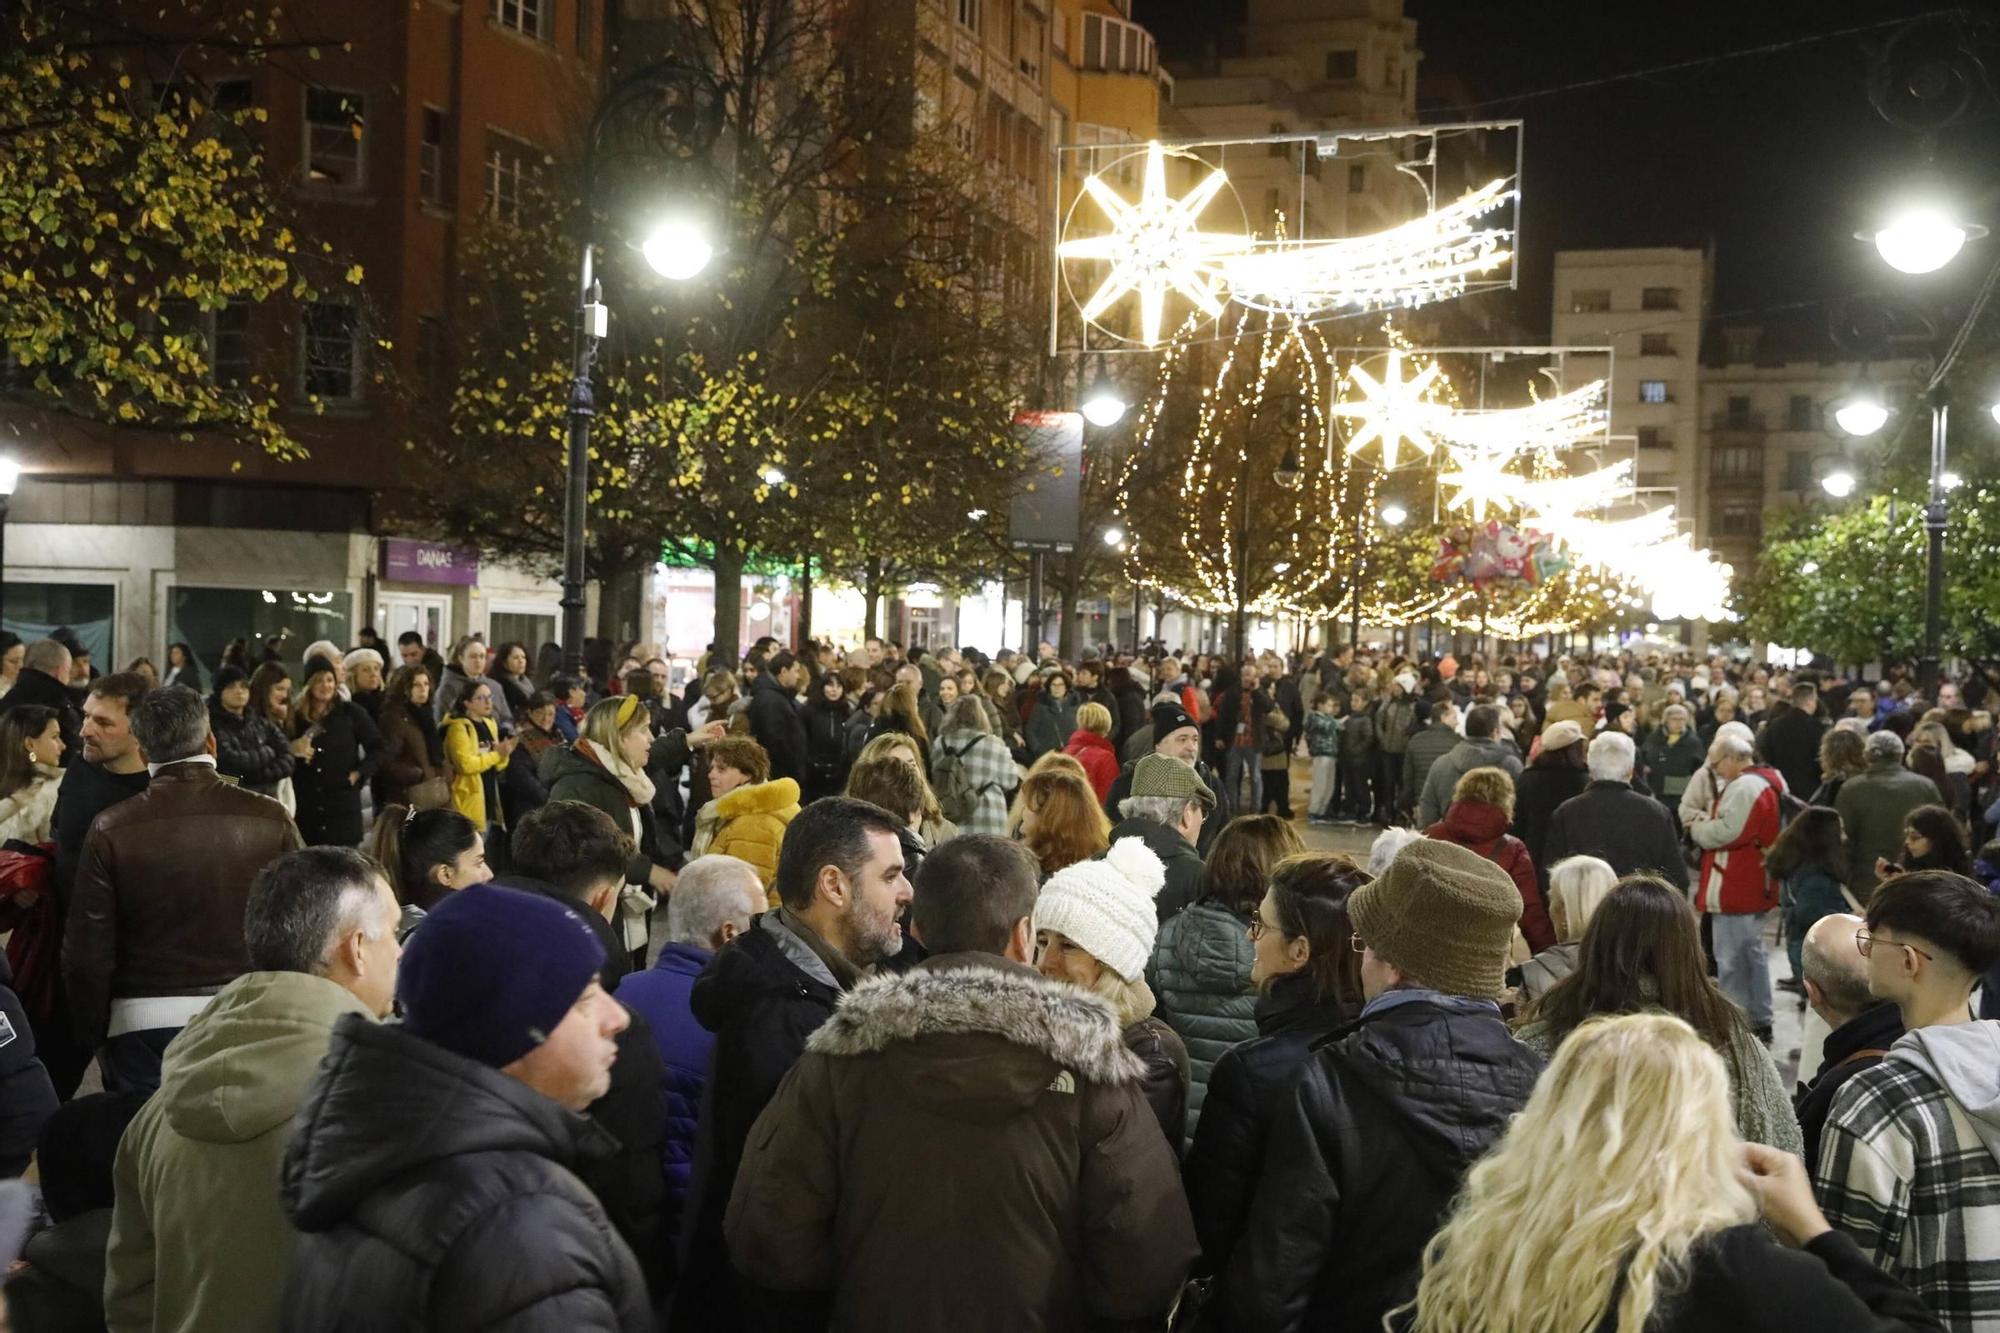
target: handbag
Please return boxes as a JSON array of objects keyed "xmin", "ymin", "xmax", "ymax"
[{"xmin": 405, "ymin": 774, "xmax": 453, "ymax": 810}]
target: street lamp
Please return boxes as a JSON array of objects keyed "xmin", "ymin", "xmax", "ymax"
[
  {"xmin": 0, "ymin": 458, "xmax": 18, "ymax": 625},
  {"xmin": 1863, "ymin": 204, "xmax": 1986, "ymax": 275},
  {"xmin": 560, "ymin": 60, "xmax": 725, "ymax": 679},
  {"xmin": 1380, "ymin": 502, "xmax": 1408, "ymax": 527},
  {"xmin": 1079, "ymin": 355, "xmax": 1128, "ymax": 428},
  {"xmin": 640, "ymin": 215, "xmax": 715, "ymax": 281},
  {"xmin": 1820, "ymin": 469, "xmax": 1858, "ymax": 499},
  {"xmin": 1273, "ymin": 445, "xmax": 1303, "ymax": 490},
  {"xmin": 1831, "ymin": 373, "xmax": 1891, "ymax": 438},
  {"xmin": 1102, "ymin": 525, "xmax": 1125, "ymax": 546}
]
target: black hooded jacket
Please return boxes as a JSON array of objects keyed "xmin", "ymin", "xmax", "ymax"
[
  {"xmin": 1223, "ymin": 996, "xmax": 1543, "ymax": 1332},
  {"xmin": 281, "ymin": 1016, "xmax": 652, "ymax": 1332}
]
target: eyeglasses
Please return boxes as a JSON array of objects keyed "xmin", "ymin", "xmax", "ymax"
[
  {"xmin": 1856, "ymin": 931, "xmax": 1934, "ymax": 962},
  {"xmin": 1248, "ymin": 917, "xmax": 1286, "ymax": 942}
]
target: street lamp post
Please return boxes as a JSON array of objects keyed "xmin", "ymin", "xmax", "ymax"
[
  {"xmin": 1921, "ymin": 394, "xmax": 1949, "ymax": 692},
  {"xmin": 560, "ymin": 61, "xmax": 723, "ymax": 680}
]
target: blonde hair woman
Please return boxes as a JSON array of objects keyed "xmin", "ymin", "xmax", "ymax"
[
  {"xmin": 850, "ymin": 732, "xmax": 954, "ymax": 846},
  {"xmin": 1517, "ymin": 854, "xmax": 1616, "ymax": 1003},
  {"xmin": 1396, "ymin": 1012, "xmax": 1939, "ymax": 1333},
  {"xmin": 541, "ymin": 695, "xmax": 677, "ymax": 965}
]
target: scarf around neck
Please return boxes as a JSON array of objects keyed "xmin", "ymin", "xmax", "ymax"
[{"xmin": 578, "ymin": 738, "xmax": 656, "ymax": 808}]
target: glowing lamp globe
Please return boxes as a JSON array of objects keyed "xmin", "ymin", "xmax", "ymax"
[
  {"xmin": 1080, "ymin": 381, "xmax": 1128, "ymax": 428},
  {"xmin": 642, "ymin": 218, "xmax": 714, "ymax": 281},
  {"xmin": 1869, "ymin": 207, "xmax": 1977, "ymax": 275},
  {"xmin": 1832, "ymin": 399, "xmax": 1888, "ymax": 438},
  {"xmin": 1102, "ymin": 525, "xmax": 1125, "ymax": 546},
  {"xmin": 1820, "ymin": 470, "xmax": 1857, "ymax": 500},
  {"xmin": 1379, "ymin": 502, "xmax": 1408, "ymax": 527}
]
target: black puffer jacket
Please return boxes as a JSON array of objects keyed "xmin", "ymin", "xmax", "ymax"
[
  {"xmin": 1223, "ymin": 995, "xmax": 1542, "ymax": 1333},
  {"xmin": 209, "ymin": 703, "xmax": 294, "ymax": 795},
  {"xmin": 1183, "ymin": 972, "xmax": 1353, "ymax": 1286},
  {"xmin": 801, "ymin": 696, "xmax": 853, "ymax": 803},
  {"xmin": 671, "ymin": 913, "xmax": 845, "ymax": 1331},
  {"xmin": 281, "ymin": 1015, "xmax": 652, "ymax": 1332}
]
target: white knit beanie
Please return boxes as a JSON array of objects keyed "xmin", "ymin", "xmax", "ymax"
[{"xmin": 1032, "ymin": 838, "xmax": 1165, "ymax": 983}]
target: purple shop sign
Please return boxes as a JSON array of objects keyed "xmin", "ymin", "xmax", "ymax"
[{"xmin": 381, "ymin": 539, "xmax": 479, "ymax": 587}]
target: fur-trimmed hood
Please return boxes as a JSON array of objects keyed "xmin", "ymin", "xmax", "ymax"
[{"xmin": 809, "ymin": 953, "xmax": 1145, "ymax": 1087}]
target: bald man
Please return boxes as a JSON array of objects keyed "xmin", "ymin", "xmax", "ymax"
[{"xmin": 1794, "ymin": 913, "xmax": 1906, "ymax": 1168}]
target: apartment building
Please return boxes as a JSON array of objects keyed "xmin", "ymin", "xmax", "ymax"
[
  {"xmin": 1549, "ymin": 247, "xmax": 1713, "ymax": 546},
  {"xmin": 1698, "ymin": 320, "xmax": 1919, "ymax": 577},
  {"xmin": 3, "ymin": 0, "xmax": 603, "ymax": 668}
]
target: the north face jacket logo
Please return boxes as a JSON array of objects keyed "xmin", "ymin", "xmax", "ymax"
[{"xmin": 1046, "ymin": 1070, "xmax": 1076, "ymax": 1095}]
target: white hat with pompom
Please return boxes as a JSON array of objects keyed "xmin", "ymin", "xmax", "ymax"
[{"xmin": 1031, "ymin": 837, "xmax": 1166, "ymax": 984}]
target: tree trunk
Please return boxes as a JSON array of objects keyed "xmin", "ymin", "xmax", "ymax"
[
  {"xmin": 863, "ymin": 558, "xmax": 883, "ymax": 640},
  {"xmin": 797, "ymin": 553, "xmax": 813, "ymax": 647},
  {"xmin": 1054, "ymin": 555, "xmax": 1082, "ymax": 662},
  {"xmin": 713, "ymin": 545, "xmax": 745, "ymax": 663}
]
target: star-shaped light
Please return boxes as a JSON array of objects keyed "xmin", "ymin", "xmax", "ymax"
[
  {"xmin": 1057, "ymin": 142, "xmax": 1251, "ymax": 346},
  {"xmin": 1438, "ymin": 450, "xmax": 1520, "ymax": 518},
  {"xmin": 1333, "ymin": 350, "xmax": 1445, "ymax": 466}
]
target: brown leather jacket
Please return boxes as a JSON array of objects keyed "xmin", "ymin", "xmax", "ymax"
[{"xmin": 63, "ymin": 759, "xmax": 303, "ymax": 1047}]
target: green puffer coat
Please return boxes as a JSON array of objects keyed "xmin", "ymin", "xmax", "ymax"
[{"xmin": 1146, "ymin": 899, "xmax": 1256, "ymax": 1141}]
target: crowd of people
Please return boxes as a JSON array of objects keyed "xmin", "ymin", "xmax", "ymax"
[{"xmin": 0, "ymin": 623, "xmax": 1996, "ymax": 1330}]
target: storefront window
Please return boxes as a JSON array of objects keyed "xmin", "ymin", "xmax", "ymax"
[
  {"xmin": 3, "ymin": 582, "xmax": 116, "ymax": 666},
  {"xmin": 169, "ymin": 586, "xmax": 353, "ymax": 674}
]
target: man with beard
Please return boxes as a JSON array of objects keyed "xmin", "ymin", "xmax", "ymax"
[{"xmin": 671, "ymin": 797, "xmax": 912, "ymax": 1328}]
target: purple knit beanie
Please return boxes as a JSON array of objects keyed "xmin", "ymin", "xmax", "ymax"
[{"xmin": 397, "ymin": 883, "xmax": 606, "ymax": 1067}]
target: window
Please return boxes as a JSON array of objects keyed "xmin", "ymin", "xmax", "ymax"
[
  {"xmin": 419, "ymin": 107, "xmax": 452, "ymax": 208},
  {"xmin": 300, "ymin": 301, "xmax": 361, "ymax": 402},
  {"xmin": 1081, "ymin": 13, "xmax": 1154, "ymax": 74},
  {"xmin": 1639, "ymin": 379, "xmax": 1669, "ymax": 405},
  {"xmin": 1569, "ymin": 288, "xmax": 1610, "ymax": 313},
  {"xmin": 1641, "ymin": 286, "xmax": 1679, "ymax": 310},
  {"xmin": 956, "ymin": 0, "xmax": 979, "ymax": 31},
  {"xmin": 1716, "ymin": 506, "xmax": 1760, "ymax": 538},
  {"xmin": 303, "ymin": 88, "xmax": 365, "ymax": 189},
  {"xmin": 1015, "ymin": 8, "xmax": 1042, "ymax": 81},
  {"xmin": 2, "ymin": 583, "xmax": 117, "ymax": 667},
  {"xmin": 1726, "ymin": 395, "xmax": 1752, "ymax": 427},
  {"xmin": 1711, "ymin": 444, "xmax": 1761, "ymax": 479},
  {"xmin": 1347, "ymin": 164, "xmax": 1365, "ymax": 193},
  {"xmin": 1051, "ymin": 11, "xmax": 1066, "ymax": 56},
  {"xmin": 1788, "ymin": 394, "xmax": 1814, "ymax": 430},
  {"xmin": 1636, "ymin": 426, "xmax": 1668, "ymax": 450},
  {"xmin": 169, "ymin": 586, "xmax": 352, "ymax": 678},
  {"xmin": 493, "ymin": 0, "xmax": 549, "ymax": 39},
  {"xmin": 485, "ymin": 131, "xmax": 539, "ymax": 224},
  {"xmin": 1325, "ymin": 49, "xmax": 1357, "ymax": 80},
  {"xmin": 1783, "ymin": 450, "xmax": 1813, "ymax": 491},
  {"xmin": 1639, "ymin": 332, "xmax": 1673, "ymax": 356},
  {"xmin": 213, "ymin": 301, "xmax": 250, "ymax": 387}
]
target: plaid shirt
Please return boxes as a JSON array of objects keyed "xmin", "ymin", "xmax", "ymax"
[{"xmin": 1816, "ymin": 1048, "xmax": 2000, "ymax": 1331}]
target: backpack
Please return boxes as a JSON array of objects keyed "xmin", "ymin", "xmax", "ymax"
[
  {"xmin": 1747, "ymin": 764, "xmax": 1806, "ymax": 836},
  {"xmin": 932, "ymin": 738, "xmax": 988, "ymax": 825}
]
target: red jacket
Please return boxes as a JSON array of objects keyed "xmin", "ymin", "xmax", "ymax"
[
  {"xmin": 1425, "ymin": 800, "xmax": 1555, "ymax": 952},
  {"xmin": 1691, "ymin": 764, "xmax": 1783, "ymax": 915},
  {"xmin": 1063, "ymin": 729, "xmax": 1120, "ymax": 804}
]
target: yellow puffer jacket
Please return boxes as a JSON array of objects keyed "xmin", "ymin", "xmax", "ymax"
[
  {"xmin": 441, "ymin": 714, "xmax": 508, "ymax": 827},
  {"xmin": 693, "ymin": 777, "xmax": 801, "ymax": 904}
]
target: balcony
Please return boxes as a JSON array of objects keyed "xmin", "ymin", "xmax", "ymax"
[{"xmin": 1709, "ymin": 411, "xmax": 1765, "ymax": 433}]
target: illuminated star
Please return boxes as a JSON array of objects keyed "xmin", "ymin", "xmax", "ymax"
[
  {"xmin": 1438, "ymin": 450, "xmax": 1520, "ymax": 518},
  {"xmin": 1333, "ymin": 350, "xmax": 1445, "ymax": 466},
  {"xmin": 1058, "ymin": 142, "xmax": 1251, "ymax": 347}
]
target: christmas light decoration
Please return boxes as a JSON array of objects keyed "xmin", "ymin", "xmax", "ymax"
[
  {"xmin": 1417, "ymin": 380, "xmax": 1608, "ymax": 456},
  {"xmin": 1333, "ymin": 349, "xmax": 1445, "ymax": 467},
  {"xmin": 1217, "ymin": 179, "xmax": 1516, "ymax": 317},
  {"xmin": 1056, "ymin": 142, "xmax": 1247, "ymax": 348}
]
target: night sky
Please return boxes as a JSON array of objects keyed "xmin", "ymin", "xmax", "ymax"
[{"xmin": 1136, "ymin": 2, "xmax": 2000, "ymax": 340}]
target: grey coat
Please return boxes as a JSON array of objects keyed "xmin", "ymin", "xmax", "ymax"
[
  {"xmin": 1416, "ymin": 737, "xmax": 1525, "ymax": 828},
  {"xmin": 1146, "ymin": 901, "xmax": 1256, "ymax": 1140},
  {"xmin": 1835, "ymin": 759, "xmax": 1941, "ymax": 900}
]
